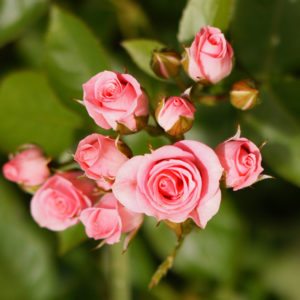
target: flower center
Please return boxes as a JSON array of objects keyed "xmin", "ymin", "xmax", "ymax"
[
  {"xmin": 99, "ymin": 79, "xmax": 123, "ymax": 101},
  {"xmin": 158, "ymin": 172, "xmax": 183, "ymax": 200}
]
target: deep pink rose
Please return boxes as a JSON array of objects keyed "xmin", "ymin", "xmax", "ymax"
[
  {"xmin": 113, "ymin": 141, "xmax": 223, "ymax": 228},
  {"xmin": 79, "ymin": 193, "xmax": 143, "ymax": 244},
  {"xmin": 182, "ymin": 26, "xmax": 233, "ymax": 84},
  {"xmin": 155, "ymin": 96, "xmax": 196, "ymax": 135},
  {"xmin": 30, "ymin": 171, "xmax": 97, "ymax": 231},
  {"xmin": 83, "ymin": 71, "xmax": 148, "ymax": 131},
  {"xmin": 2, "ymin": 145, "xmax": 50, "ymax": 186},
  {"xmin": 215, "ymin": 135, "xmax": 264, "ymax": 191},
  {"xmin": 74, "ymin": 133, "xmax": 129, "ymax": 180}
]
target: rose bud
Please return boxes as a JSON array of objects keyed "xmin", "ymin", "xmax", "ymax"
[
  {"xmin": 80, "ymin": 193, "xmax": 143, "ymax": 245},
  {"xmin": 155, "ymin": 96, "xmax": 196, "ymax": 136},
  {"xmin": 74, "ymin": 133, "xmax": 131, "ymax": 181},
  {"xmin": 30, "ymin": 171, "xmax": 98, "ymax": 231},
  {"xmin": 182, "ymin": 25, "xmax": 233, "ymax": 84},
  {"xmin": 82, "ymin": 71, "xmax": 149, "ymax": 133},
  {"xmin": 215, "ymin": 128, "xmax": 264, "ymax": 191},
  {"xmin": 150, "ymin": 49, "xmax": 181, "ymax": 79},
  {"xmin": 113, "ymin": 140, "xmax": 223, "ymax": 228},
  {"xmin": 230, "ymin": 79, "xmax": 259, "ymax": 110},
  {"xmin": 2, "ymin": 144, "xmax": 50, "ymax": 187}
]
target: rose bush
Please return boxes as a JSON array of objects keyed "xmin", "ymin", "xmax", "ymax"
[{"xmin": 113, "ymin": 140, "xmax": 223, "ymax": 228}]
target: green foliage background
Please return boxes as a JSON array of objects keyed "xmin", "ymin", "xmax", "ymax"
[{"xmin": 0, "ymin": 0, "xmax": 300, "ymax": 299}]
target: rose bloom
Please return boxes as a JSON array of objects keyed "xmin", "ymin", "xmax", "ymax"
[
  {"xmin": 80, "ymin": 193, "xmax": 143, "ymax": 244},
  {"xmin": 30, "ymin": 171, "xmax": 97, "ymax": 231},
  {"xmin": 155, "ymin": 96, "xmax": 196, "ymax": 135},
  {"xmin": 215, "ymin": 136, "xmax": 264, "ymax": 191},
  {"xmin": 182, "ymin": 26, "xmax": 233, "ymax": 84},
  {"xmin": 83, "ymin": 71, "xmax": 148, "ymax": 131},
  {"xmin": 2, "ymin": 145, "xmax": 50, "ymax": 186},
  {"xmin": 113, "ymin": 141, "xmax": 223, "ymax": 228},
  {"xmin": 74, "ymin": 133, "xmax": 130, "ymax": 180}
]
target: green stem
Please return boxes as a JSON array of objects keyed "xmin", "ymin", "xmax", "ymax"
[
  {"xmin": 109, "ymin": 242, "xmax": 131, "ymax": 300},
  {"xmin": 149, "ymin": 237, "xmax": 185, "ymax": 289}
]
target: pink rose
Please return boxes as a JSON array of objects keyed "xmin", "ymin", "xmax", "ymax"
[
  {"xmin": 79, "ymin": 193, "xmax": 143, "ymax": 244},
  {"xmin": 83, "ymin": 71, "xmax": 149, "ymax": 132},
  {"xmin": 215, "ymin": 132, "xmax": 264, "ymax": 191},
  {"xmin": 74, "ymin": 133, "xmax": 130, "ymax": 181},
  {"xmin": 155, "ymin": 96, "xmax": 196, "ymax": 135},
  {"xmin": 182, "ymin": 26, "xmax": 233, "ymax": 84},
  {"xmin": 96, "ymin": 177, "xmax": 113, "ymax": 191},
  {"xmin": 2, "ymin": 144, "xmax": 50, "ymax": 186},
  {"xmin": 30, "ymin": 171, "xmax": 97, "ymax": 231},
  {"xmin": 113, "ymin": 141, "xmax": 223, "ymax": 228}
]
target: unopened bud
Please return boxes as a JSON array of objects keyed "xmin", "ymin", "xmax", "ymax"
[
  {"xmin": 151, "ymin": 49, "xmax": 181, "ymax": 79},
  {"xmin": 155, "ymin": 96, "xmax": 195, "ymax": 136},
  {"xmin": 230, "ymin": 79, "xmax": 259, "ymax": 110}
]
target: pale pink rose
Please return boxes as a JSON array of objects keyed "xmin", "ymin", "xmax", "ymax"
[
  {"xmin": 74, "ymin": 133, "xmax": 130, "ymax": 180},
  {"xmin": 79, "ymin": 193, "xmax": 143, "ymax": 244},
  {"xmin": 83, "ymin": 71, "xmax": 149, "ymax": 131},
  {"xmin": 155, "ymin": 96, "xmax": 196, "ymax": 135},
  {"xmin": 215, "ymin": 136, "xmax": 264, "ymax": 191},
  {"xmin": 182, "ymin": 26, "xmax": 233, "ymax": 84},
  {"xmin": 2, "ymin": 145, "xmax": 50, "ymax": 186},
  {"xmin": 30, "ymin": 171, "xmax": 97, "ymax": 231},
  {"xmin": 113, "ymin": 141, "xmax": 223, "ymax": 228}
]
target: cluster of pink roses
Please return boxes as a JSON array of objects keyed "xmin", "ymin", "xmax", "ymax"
[{"xmin": 2, "ymin": 26, "xmax": 268, "ymax": 248}]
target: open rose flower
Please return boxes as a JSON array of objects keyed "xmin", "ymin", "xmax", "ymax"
[
  {"xmin": 30, "ymin": 171, "xmax": 97, "ymax": 231},
  {"xmin": 80, "ymin": 193, "xmax": 143, "ymax": 244},
  {"xmin": 215, "ymin": 130, "xmax": 264, "ymax": 190},
  {"xmin": 182, "ymin": 26, "xmax": 233, "ymax": 84},
  {"xmin": 83, "ymin": 71, "xmax": 149, "ymax": 132},
  {"xmin": 113, "ymin": 141, "xmax": 223, "ymax": 228},
  {"xmin": 2, "ymin": 144, "xmax": 50, "ymax": 186},
  {"xmin": 155, "ymin": 96, "xmax": 196, "ymax": 136},
  {"xmin": 74, "ymin": 133, "xmax": 130, "ymax": 181}
]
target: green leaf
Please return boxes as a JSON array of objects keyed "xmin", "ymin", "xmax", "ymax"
[
  {"xmin": 178, "ymin": 0, "xmax": 232, "ymax": 43},
  {"xmin": 0, "ymin": 0, "xmax": 48, "ymax": 46},
  {"xmin": 231, "ymin": 0, "xmax": 300, "ymax": 79},
  {"xmin": 122, "ymin": 39, "xmax": 165, "ymax": 79},
  {"xmin": 44, "ymin": 6, "xmax": 109, "ymax": 115},
  {"xmin": 0, "ymin": 176, "xmax": 58, "ymax": 299},
  {"xmin": 0, "ymin": 71, "xmax": 82, "ymax": 157},
  {"xmin": 242, "ymin": 78, "xmax": 300, "ymax": 187},
  {"xmin": 57, "ymin": 223, "xmax": 87, "ymax": 255}
]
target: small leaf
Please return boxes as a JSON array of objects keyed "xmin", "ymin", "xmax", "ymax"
[
  {"xmin": 122, "ymin": 39, "xmax": 165, "ymax": 79},
  {"xmin": 178, "ymin": 0, "xmax": 232, "ymax": 43},
  {"xmin": 0, "ymin": 71, "xmax": 82, "ymax": 157},
  {"xmin": 0, "ymin": 0, "xmax": 49, "ymax": 46},
  {"xmin": 44, "ymin": 6, "xmax": 109, "ymax": 116}
]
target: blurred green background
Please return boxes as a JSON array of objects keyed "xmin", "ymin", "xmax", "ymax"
[{"xmin": 0, "ymin": 0, "xmax": 300, "ymax": 299}]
